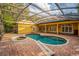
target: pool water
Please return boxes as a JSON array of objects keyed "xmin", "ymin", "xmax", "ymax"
[{"xmin": 26, "ymin": 34, "xmax": 67, "ymax": 45}]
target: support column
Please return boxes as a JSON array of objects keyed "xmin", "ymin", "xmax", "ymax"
[
  {"xmin": 78, "ymin": 24, "xmax": 79, "ymax": 36},
  {"xmin": 57, "ymin": 24, "xmax": 59, "ymax": 34},
  {"xmin": 45, "ymin": 24, "xmax": 47, "ymax": 32}
]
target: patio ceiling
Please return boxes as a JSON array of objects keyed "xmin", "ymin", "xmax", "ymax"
[
  {"xmin": 28, "ymin": 3, "xmax": 79, "ymax": 23},
  {"xmin": 1, "ymin": 3, "xmax": 79, "ymax": 23}
]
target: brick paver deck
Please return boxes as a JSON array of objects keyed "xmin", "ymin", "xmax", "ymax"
[
  {"xmin": 39, "ymin": 33, "xmax": 79, "ymax": 56},
  {"xmin": 0, "ymin": 39, "xmax": 45, "ymax": 56},
  {"xmin": 0, "ymin": 33, "xmax": 79, "ymax": 56}
]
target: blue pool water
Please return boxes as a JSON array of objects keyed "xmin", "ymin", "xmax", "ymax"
[{"xmin": 26, "ymin": 34, "xmax": 67, "ymax": 45}]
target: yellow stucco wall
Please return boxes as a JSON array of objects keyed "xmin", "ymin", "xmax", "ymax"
[
  {"xmin": 18, "ymin": 20, "xmax": 35, "ymax": 34},
  {"xmin": 18, "ymin": 24, "xmax": 33, "ymax": 34},
  {"xmin": 38, "ymin": 20, "xmax": 79, "ymax": 25}
]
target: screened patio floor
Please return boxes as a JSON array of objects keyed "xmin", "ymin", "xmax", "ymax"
[{"xmin": 0, "ymin": 33, "xmax": 79, "ymax": 56}]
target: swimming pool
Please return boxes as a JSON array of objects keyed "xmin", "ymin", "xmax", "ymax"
[{"xmin": 26, "ymin": 34, "xmax": 67, "ymax": 45}]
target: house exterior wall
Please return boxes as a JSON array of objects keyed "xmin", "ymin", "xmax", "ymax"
[
  {"xmin": 18, "ymin": 23, "xmax": 33, "ymax": 34},
  {"xmin": 18, "ymin": 20, "xmax": 79, "ymax": 36},
  {"xmin": 37, "ymin": 20, "xmax": 79, "ymax": 36},
  {"xmin": 18, "ymin": 20, "xmax": 38, "ymax": 34}
]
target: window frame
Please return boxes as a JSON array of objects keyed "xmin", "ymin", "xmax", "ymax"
[
  {"xmin": 61, "ymin": 24, "xmax": 74, "ymax": 34},
  {"xmin": 50, "ymin": 25, "xmax": 57, "ymax": 32}
]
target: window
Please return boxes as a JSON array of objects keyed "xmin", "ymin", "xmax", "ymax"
[
  {"xmin": 46, "ymin": 26, "xmax": 49, "ymax": 32},
  {"xmin": 65, "ymin": 27, "xmax": 68, "ymax": 32},
  {"xmin": 61, "ymin": 24, "xmax": 73, "ymax": 34},
  {"xmin": 69, "ymin": 27, "xmax": 72, "ymax": 32},
  {"xmin": 50, "ymin": 25, "xmax": 56, "ymax": 32},
  {"xmin": 40, "ymin": 26, "xmax": 45, "ymax": 32}
]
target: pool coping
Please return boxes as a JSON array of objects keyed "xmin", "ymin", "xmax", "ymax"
[
  {"xmin": 39, "ymin": 34, "xmax": 69, "ymax": 46},
  {"xmin": 26, "ymin": 36, "xmax": 69, "ymax": 47},
  {"xmin": 12, "ymin": 34, "xmax": 69, "ymax": 47}
]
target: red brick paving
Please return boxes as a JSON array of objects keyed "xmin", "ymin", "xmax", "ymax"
[
  {"xmin": 39, "ymin": 33, "xmax": 79, "ymax": 56},
  {"xmin": 0, "ymin": 33, "xmax": 79, "ymax": 56},
  {"xmin": 0, "ymin": 39, "xmax": 45, "ymax": 56}
]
